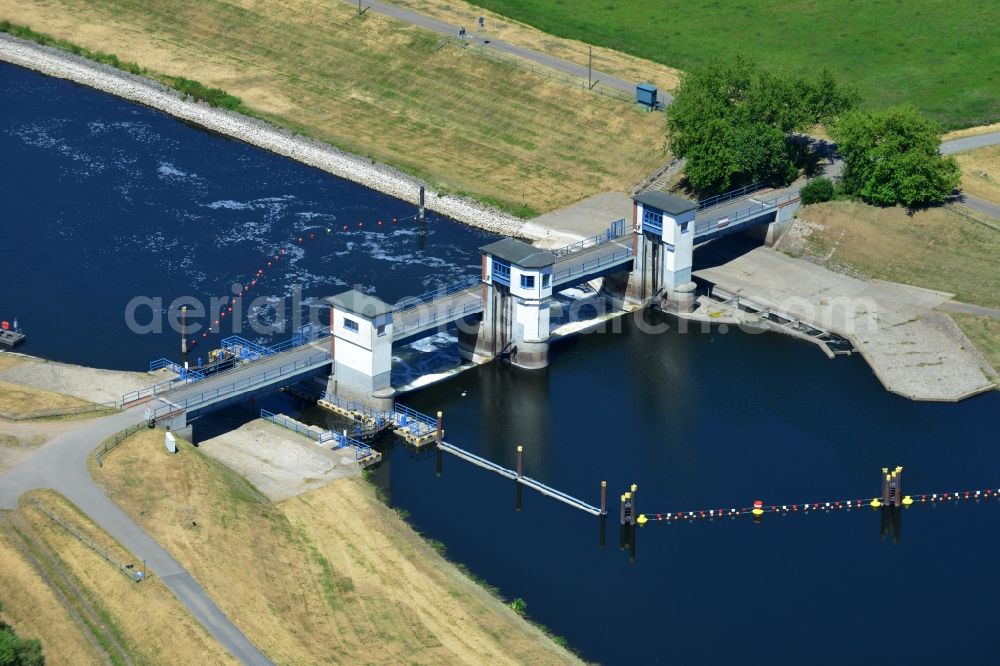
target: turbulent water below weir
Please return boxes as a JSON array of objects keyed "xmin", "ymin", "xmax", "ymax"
[
  {"xmin": 4, "ymin": 61, "xmax": 1000, "ymax": 665},
  {"xmin": 0, "ymin": 61, "xmax": 495, "ymax": 381}
]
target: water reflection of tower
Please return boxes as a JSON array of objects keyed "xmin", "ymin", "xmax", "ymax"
[
  {"xmin": 477, "ymin": 362, "xmax": 551, "ymax": 471},
  {"xmin": 879, "ymin": 505, "xmax": 903, "ymax": 544}
]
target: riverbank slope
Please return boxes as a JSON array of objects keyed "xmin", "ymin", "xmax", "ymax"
[
  {"xmin": 93, "ymin": 427, "xmax": 580, "ymax": 664},
  {"xmin": 0, "ymin": 0, "xmax": 670, "ymax": 220}
]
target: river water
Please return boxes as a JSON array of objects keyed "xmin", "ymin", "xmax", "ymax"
[{"xmin": 3, "ymin": 62, "xmax": 998, "ymax": 665}]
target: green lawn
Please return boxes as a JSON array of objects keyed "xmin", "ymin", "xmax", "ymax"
[{"xmin": 472, "ymin": 0, "xmax": 1000, "ymax": 130}]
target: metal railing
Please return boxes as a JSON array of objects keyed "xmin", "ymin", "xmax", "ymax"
[
  {"xmin": 260, "ymin": 409, "xmax": 335, "ymax": 444},
  {"xmin": 95, "ymin": 422, "xmax": 146, "ymax": 467},
  {"xmin": 319, "ymin": 392, "xmax": 392, "ymax": 422},
  {"xmin": 129, "ymin": 329, "xmax": 331, "ymax": 404},
  {"xmin": 30, "ymin": 498, "xmax": 147, "ymax": 581},
  {"xmin": 0, "ymin": 400, "xmax": 119, "ymax": 422},
  {"xmin": 393, "ymin": 300, "xmax": 483, "ymax": 338},
  {"xmin": 452, "ymin": 38, "xmax": 635, "ymax": 104},
  {"xmin": 553, "ymin": 247, "xmax": 633, "ymax": 284},
  {"xmin": 146, "ymin": 351, "xmax": 332, "ymax": 420},
  {"xmin": 394, "ymin": 276, "xmax": 481, "ymax": 311},
  {"xmin": 121, "ymin": 372, "xmax": 204, "ymax": 405},
  {"xmin": 391, "ymin": 403, "xmax": 437, "ymax": 437},
  {"xmin": 697, "ymin": 181, "xmax": 769, "ymax": 210},
  {"xmin": 148, "ymin": 357, "xmax": 182, "ymax": 373},
  {"xmin": 694, "ymin": 192, "xmax": 799, "ymax": 238},
  {"xmin": 551, "ymin": 219, "xmax": 628, "ymax": 257}
]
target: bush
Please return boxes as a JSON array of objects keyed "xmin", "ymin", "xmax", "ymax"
[
  {"xmin": 800, "ymin": 177, "xmax": 835, "ymax": 204},
  {"xmin": 0, "ymin": 606, "xmax": 44, "ymax": 666},
  {"xmin": 509, "ymin": 598, "xmax": 527, "ymax": 616}
]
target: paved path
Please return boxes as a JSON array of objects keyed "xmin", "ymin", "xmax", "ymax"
[
  {"xmin": 955, "ymin": 192, "xmax": 1000, "ymax": 220},
  {"xmin": 340, "ymin": 0, "xmax": 656, "ymax": 99},
  {"xmin": 0, "ymin": 409, "xmax": 272, "ymax": 665},
  {"xmin": 940, "ymin": 131, "xmax": 1000, "ymax": 155},
  {"xmin": 938, "ymin": 301, "xmax": 1000, "ymax": 318}
]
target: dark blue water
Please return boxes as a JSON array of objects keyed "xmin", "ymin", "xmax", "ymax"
[
  {"xmin": 4, "ymin": 62, "xmax": 999, "ymax": 665},
  {"xmin": 0, "ymin": 62, "xmax": 495, "ymax": 372}
]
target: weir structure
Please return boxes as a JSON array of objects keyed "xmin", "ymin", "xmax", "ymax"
[{"xmin": 128, "ymin": 183, "xmax": 797, "ymax": 443}]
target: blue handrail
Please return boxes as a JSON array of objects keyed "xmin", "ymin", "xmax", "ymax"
[
  {"xmin": 694, "ymin": 192, "xmax": 798, "ymax": 238},
  {"xmin": 394, "ymin": 276, "xmax": 481, "ymax": 311},
  {"xmin": 551, "ymin": 218, "xmax": 628, "ymax": 257},
  {"xmin": 552, "ymin": 247, "xmax": 633, "ymax": 283},
  {"xmin": 697, "ymin": 181, "xmax": 769, "ymax": 210},
  {"xmin": 146, "ymin": 351, "xmax": 331, "ymax": 419}
]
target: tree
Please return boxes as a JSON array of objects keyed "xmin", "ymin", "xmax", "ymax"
[
  {"xmin": 832, "ymin": 105, "xmax": 960, "ymax": 206},
  {"xmin": 666, "ymin": 57, "xmax": 858, "ymax": 194}
]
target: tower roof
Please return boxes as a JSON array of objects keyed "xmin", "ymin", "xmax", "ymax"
[
  {"xmin": 632, "ymin": 191, "xmax": 698, "ymax": 216},
  {"xmin": 326, "ymin": 290, "xmax": 393, "ymax": 319},
  {"xmin": 480, "ymin": 238, "xmax": 555, "ymax": 269}
]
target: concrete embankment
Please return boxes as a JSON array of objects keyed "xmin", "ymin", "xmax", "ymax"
[
  {"xmin": 693, "ymin": 246, "xmax": 998, "ymax": 402},
  {"xmin": 0, "ymin": 34, "xmax": 532, "ymax": 240}
]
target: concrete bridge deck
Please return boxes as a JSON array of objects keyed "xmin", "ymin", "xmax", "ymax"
[{"xmin": 145, "ymin": 343, "xmax": 332, "ymax": 422}]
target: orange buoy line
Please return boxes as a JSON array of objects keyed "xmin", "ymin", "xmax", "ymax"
[
  {"xmin": 191, "ymin": 212, "xmax": 422, "ymax": 346},
  {"xmin": 639, "ymin": 488, "xmax": 1000, "ymax": 525}
]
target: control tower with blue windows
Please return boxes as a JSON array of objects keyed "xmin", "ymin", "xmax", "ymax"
[
  {"xmin": 628, "ymin": 191, "xmax": 698, "ymax": 310},
  {"xmin": 325, "ymin": 290, "xmax": 396, "ymax": 409},
  {"xmin": 460, "ymin": 238, "xmax": 555, "ymax": 370}
]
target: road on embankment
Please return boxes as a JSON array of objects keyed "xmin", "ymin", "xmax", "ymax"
[
  {"xmin": 0, "ymin": 408, "xmax": 273, "ymax": 666},
  {"xmin": 337, "ymin": 0, "xmax": 659, "ymax": 100},
  {"xmin": 355, "ymin": 0, "xmax": 1000, "ymax": 220}
]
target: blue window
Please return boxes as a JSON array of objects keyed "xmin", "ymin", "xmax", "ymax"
[
  {"xmin": 542, "ymin": 274, "xmax": 551, "ymax": 289},
  {"xmin": 680, "ymin": 221, "xmax": 689, "ymax": 233},
  {"xmin": 521, "ymin": 274, "xmax": 535, "ymax": 289},
  {"xmin": 642, "ymin": 207, "xmax": 663, "ymax": 235},
  {"xmin": 343, "ymin": 318, "xmax": 359, "ymax": 333},
  {"xmin": 492, "ymin": 260, "xmax": 511, "ymax": 286}
]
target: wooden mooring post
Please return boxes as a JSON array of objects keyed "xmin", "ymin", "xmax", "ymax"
[{"xmin": 419, "ymin": 184, "xmax": 426, "ymax": 222}]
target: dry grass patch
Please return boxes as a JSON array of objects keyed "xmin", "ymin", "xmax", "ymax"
[
  {"xmin": 786, "ymin": 201, "xmax": 1000, "ymax": 308},
  {"xmin": 0, "ymin": 380, "xmax": 92, "ymax": 416},
  {"xmin": 386, "ymin": 0, "xmax": 680, "ymax": 89},
  {"xmin": 949, "ymin": 313, "xmax": 1000, "ymax": 375},
  {"xmin": 955, "ymin": 144, "xmax": 1000, "ymax": 205},
  {"xmin": 94, "ymin": 427, "xmax": 578, "ymax": 664},
  {"xmin": 4, "ymin": 490, "xmax": 236, "ymax": 664},
  {"xmin": 1, "ymin": 0, "xmax": 668, "ymax": 215},
  {"xmin": 0, "ymin": 527, "xmax": 101, "ymax": 665},
  {"xmin": 0, "ymin": 354, "xmax": 25, "ymax": 372}
]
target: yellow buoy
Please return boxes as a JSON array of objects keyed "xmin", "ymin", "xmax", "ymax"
[
  {"xmin": 902, "ymin": 495, "xmax": 913, "ymax": 506},
  {"xmin": 870, "ymin": 498, "xmax": 882, "ymax": 508},
  {"xmin": 636, "ymin": 514, "xmax": 648, "ymax": 526}
]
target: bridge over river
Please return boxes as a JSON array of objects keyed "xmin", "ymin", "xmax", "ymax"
[{"xmin": 130, "ymin": 184, "xmax": 794, "ymax": 429}]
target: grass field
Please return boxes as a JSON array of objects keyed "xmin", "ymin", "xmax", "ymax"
[
  {"xmin": 949, "ymin": 314, "xmax": 1000, "ymax": 374},
  {"xmin": 787, "ymin": 201, "xmax": 1000, "ymax": 309},
  {"xmin": 0, "ymin": 489, "xmax": 235, "ymax": 665},
  {"xmin": 0, "ymin": 0, "xmax": 670, "ymax": 217},
  {"xmin": 955, "ymin": 144, "xmax": 1000, "ymax": 204},
  {"xmin": 94, "ymin": 428, "xmax": 578, "ymax": 664},
  {"xmin": 470, "ymin": 0, "xmax": 1000, "ymax": 130}
]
